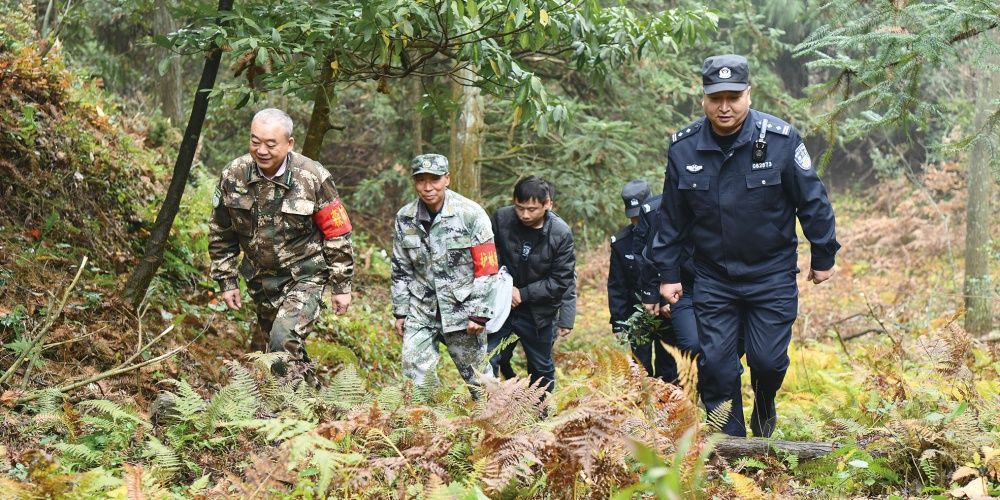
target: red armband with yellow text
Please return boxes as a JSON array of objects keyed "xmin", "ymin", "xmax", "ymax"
[
  {"xmin": 471, "ymin": 243, "xmax": 499, "ymax": 277},
  {"xmin": 313, "ymin": 198, "xmax": 353, "ymax": 239}
]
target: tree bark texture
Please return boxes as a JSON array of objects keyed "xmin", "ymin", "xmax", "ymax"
[
  {"xmin": 154, "ymin": 1, "xmax": 185, "ymax": 127},
  {"xmin": 964, "ymin": 32, "xmax": 999, "ymax": 337},
  {"xmin": 410, "ymin": 77, "xmax": 423, "ymax": 156},
  {"xmin": 122, "ymin": 0, "xmax": 234, "ymax": 309},
  {"xmin": 449, "ymin": 67, "xmax": 484, "ymax": 201},
  {"xmin": 301, "ymin": 58, "xmax": 335, "ymax": 161},
  {"xmin": 713, "ymin": 436, "xmax": 836, "ymax": 461}
]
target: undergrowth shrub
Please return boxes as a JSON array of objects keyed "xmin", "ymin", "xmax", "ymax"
[{"xmin": 0, "ymin": 346, "xmax": 708, "ymax": 498}]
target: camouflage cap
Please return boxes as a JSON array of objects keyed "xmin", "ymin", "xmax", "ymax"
[{"xmin": 410, "ymin": 154, "xmax": 449, "ymax": 176}]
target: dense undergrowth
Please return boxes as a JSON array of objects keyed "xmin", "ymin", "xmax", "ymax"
[{"xmin": 2, "ymin": 3, "xmax": 1000, "ymax": 499}]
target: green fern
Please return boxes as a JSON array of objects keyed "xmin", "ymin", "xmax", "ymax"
[
  {"xmin": 227, "ymin": 417, "xmax": 317, "ymax": 442},
  {"xmin": 736, "ymin": 456, "xmax": 769, "ymax": 470},
  {"xmin": 34, "ymin": 388, "xmax": 64, "ymax": 416},
  {"xmin": 144, "ymin": 434, "xmax": 181, "ymax": 473},
  {"xmin": 77, "ymin": 399, "xmax": 150, "ymax": 429},
  {"xmin": 376, "ymin": 384, "xmax": 406, "ymax": 412},
  {"xmin": 246, "ymin": 351, "xmax": 288, "ymax": 378},
  {"xmin": 53, "ymin": 442, "xmax": 104, "ymax": 469},
  {"xmin": 187, "ymin": 473, "xmax": 211, "ymax": 495},
  {"xmin": 322, "ymin": 364, "xmax": 367, "ymax": 409},
  {"xmin": 282, "ymin": 379, "xmax": 319, "ymax": 419},
  {"xmin": 204, "ymin": 362, "xmax": 262, "ymax": 424},
  {"xmin": 160, "ymin": 379, "xmax": 208, "ymax": 421}
]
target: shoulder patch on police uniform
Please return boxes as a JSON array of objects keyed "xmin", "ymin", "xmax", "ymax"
[
  {"xmin": 794, "ymin": 143, "xmax": 812, "ymax": 170},
  {"xmin": 642, "ymin": 203, "xmax": 652, "ymax": 214},
  {"xmin": 671, "ymin": 122, "xmax": 701, "ymax": 144},
  {"xmin": 612, "ymin": 226, "xmax": 632, "ymax": 244},
  {"xmin": 756, "ymin": 118, "xmax": 791, "ymax": 136},
  {"xmin": 212, "ymin": 186, "xmax": 221, "ymax": 208}
]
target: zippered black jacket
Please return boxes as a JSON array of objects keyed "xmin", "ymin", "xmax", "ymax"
[{"xmin": 491, "ymin": 207, "xmax": 576, "ymax": 331}]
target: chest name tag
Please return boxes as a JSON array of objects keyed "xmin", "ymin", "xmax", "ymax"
[{"xmin": 752, "ymin": 161, "xmax": 773, "ymax": 170}]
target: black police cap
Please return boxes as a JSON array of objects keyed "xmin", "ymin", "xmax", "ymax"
[
  {"xmin": 702, "ymin": 54, "xmax": 750, "ymax": 95},
  {"xmin": 621, "ymin": 180, "xmax": 651, "ymax": 218}
]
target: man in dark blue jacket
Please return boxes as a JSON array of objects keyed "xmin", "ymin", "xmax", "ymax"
[
  {"xmin": 489, "ymin": 176, "xmax": 576, "ymax": 400},
  {"xmin": 652, "ymin": 54, "xmax": 840, "ymax": 437}
]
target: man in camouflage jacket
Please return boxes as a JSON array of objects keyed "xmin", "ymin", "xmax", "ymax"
[
  {"xmin": 209, "ymin": 108, "xmax": 354, "ymax": 386},
  {"xmin": 391, "ymin": 154, "xmax": 499, "ymax": 397}
]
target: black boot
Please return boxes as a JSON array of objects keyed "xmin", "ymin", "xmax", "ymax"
[{"xmin": 750, "ymin": 398, "xmax": 776, "ymax": 438}]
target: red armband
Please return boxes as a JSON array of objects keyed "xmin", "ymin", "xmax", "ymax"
[
  {"xmin": 471, "ymin": 243, "xmax": 499, "ymax": 277},
  {"xmin": 313, "ymin": 198, "xmax": 353, "ymax": 238}
]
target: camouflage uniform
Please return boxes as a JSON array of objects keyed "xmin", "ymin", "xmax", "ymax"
[
  {"xmin": 391, "ymin": 159, "xmax": 498, "ymax": 394},
  {"xmin": 209, "ymin": 152, "xmax": 354, "ymax": 383}
]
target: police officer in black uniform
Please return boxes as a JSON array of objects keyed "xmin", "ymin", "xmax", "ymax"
[
  {"xmin": 608, "ymin": 180, "xmax": 672, "ymax": 379},
  {"xmin": 634, "ymin": 195, "xmax": 700, "ymax": 373},
  {"xmin": 651, "ymin": 55, "xmax": 840, "ymax": 437}
]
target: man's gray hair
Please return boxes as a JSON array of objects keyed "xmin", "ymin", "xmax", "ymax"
[{"xmin": 252, "ymin": 108, "xmax": 294, "ymax": 139}]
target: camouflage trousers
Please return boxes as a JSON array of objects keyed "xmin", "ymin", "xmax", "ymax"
[
  {"xmin": 402, "ymin": 319, "xmax": 494, "ymax": 398},
  {"xmin": 249, "ymin": 279, "xmax": 326, "ymax": 388}
]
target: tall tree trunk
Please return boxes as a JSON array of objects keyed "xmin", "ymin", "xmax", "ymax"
[
  {"xmin": 122, "ymin": 0, "xmax": 234, "ymax": 309},
  {"xmin": 449, "ymin": 66, "xmax": 484, "ymax": 200},
  {"xmin": 964, "ymin": 34, "xmax": 999, "ymax": 337},
  {"xmin": 410, "ymin": 77, "xmax": 423, "ymax": 156},
  {"xmin": 153, "ymin": 1, "xmax": 184, "ymax": 127},
  {"xmin": 301, "ymin": 58, "xmax": 336, "ymax": 160}
]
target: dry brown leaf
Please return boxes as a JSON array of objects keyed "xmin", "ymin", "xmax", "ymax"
[{"xmin": 946, "ymin": 477, "xmax": 988, "ymax": 498}]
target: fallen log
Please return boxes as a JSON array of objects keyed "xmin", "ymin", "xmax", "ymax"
[{"xmin": 713, "ymin": 435, "xmax": 837, "ymax": 461}]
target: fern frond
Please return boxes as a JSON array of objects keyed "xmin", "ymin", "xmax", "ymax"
[
  {"xmin": 831, "ymin": 417, "xmax": 869, "ymax": 435},
  {"xmin": 728, "ymin": 472, "xmax": 767, "ymax": 500},
  {"xmin": 123, "ymin": 463, "xmax": 144, "ymax": 500},
  {"xmin": 204, "ymin": 362, "xmax": 262, "ymax": 425},
  {"xmin": 159, "ymin": 379, "xmax": 208, "ymax": 419},
  {"xmin": 68, "ymin": 468, "xmax": 124, "ymax": 494},
  {"xmin": 663, "ymin": 343, "xmax": 698, "ymax": 404},
  {"xmin": 952, "ymin": 465, "xmax": 980, "ymax": 483},
  {"xmin": 187, "ymin": 473, "xmax": 212, "ymax": 495},
  {"xmin": 0, "ymin": 477, "xmax": 30, "ymax": 495},
  {"xmin": 122, "ymin": 462, "xmax": 173, "ymax": 499},
  {"xmin": 475, "ymin": 377, "xmax": 549, "ymax": 434},
  {"xmin": 226, "ymin": 417, "xmax": 317, "ymax": 442},
  {"xmin": 376, "ymin": 384, "xmax": 406, "ymax": 412},
  {"xmin": 736, "ymin": 457, "xmax": 769, "ymax": 470},
  {"xmin": 705, "ymin": 400, "xmax": 732, "ymax": 434},
  {"xmin": 323, "ymin": 364, "xmax": 367, "ymax": 410},
  {"xmin": 144, "ymin": 435, "xmax": 181, "ymax": 473},
  {"xmin": 53, "ymin": 442, "xmax": 104, "ymax": 468},
  {"xmin": 34, "ymin": 388, "xmax": 64, "ymax": 415},
  {"xmin": 77, "ymin": 399, "xmax": 150, "ymax": 429}
]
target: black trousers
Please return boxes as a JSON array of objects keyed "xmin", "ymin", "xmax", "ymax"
[{"xmin": 694, "ymin": 266, "xmax": 798, "ymax": 437}]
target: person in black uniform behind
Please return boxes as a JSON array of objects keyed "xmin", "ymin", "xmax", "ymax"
[
  {"xmin": 652, "ymin": 55, "xmax": 840, "ymax": 438},
  {"xmin": 608, "ymin": 180, "xmax": 673, "ymax": 380},
  {"xmin": 633, "ymin": 193, "xmax": 700, "ymax": 381}
]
